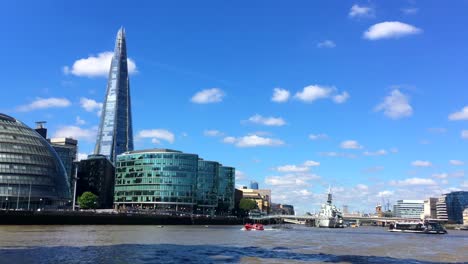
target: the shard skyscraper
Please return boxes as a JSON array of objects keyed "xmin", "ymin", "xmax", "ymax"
[{"xmin": 94, "ymin": 28, "xmax": 134, "ymax": 163}]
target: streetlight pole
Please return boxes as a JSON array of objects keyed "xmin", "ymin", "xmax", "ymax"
[
  {"xmin": 27, "ymin": 182, "xmax": 32, "ymax": 211},
  {"xmin": 16, "ymin": 184, "xmax": 20, "ymax": 210},
  {"xmin": 72, "ymin": 162, "xmax": 79, "ymax": 211}
]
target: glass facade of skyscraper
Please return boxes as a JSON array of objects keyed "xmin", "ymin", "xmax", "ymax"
[
  {"xmin": 196, "ymin": 159, "xmax": 219, "ymax": 214},
  {"xmin": 444, "ymin": 191, "xmax": 468, "ymax": 224},
  {"xmin": 0, "ymin": 113, "xmax": 71, "ymax": 210},
  {"xmin": 217, "ymin": 166, "xmax": 235, "ymax": 213},
  {"xmin": 393, "ymin": 200, "xmax": 424, "ymax": 218},
  {"xmin": 114, "ymin": 149, "xmax": 235, "ymax": 214},
  {"xmin": 94, "ymin": 28, "xmax": 134, "ymax": 163},
  {"xmin": 114, "ymin": 149, "xmax": 198, "ymax": 212}
]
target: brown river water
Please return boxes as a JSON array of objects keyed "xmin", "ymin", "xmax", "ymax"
[{"xmin": 0, "ymin": 225, "xmax": 466, "ymax": 263}]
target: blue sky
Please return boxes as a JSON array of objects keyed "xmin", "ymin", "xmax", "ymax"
[{"xmin": 2, "ymin": 1, "xmax": 468, "ymax": 214}]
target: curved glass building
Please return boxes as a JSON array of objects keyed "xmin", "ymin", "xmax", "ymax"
[
  {"xmin": 0, "ymin": 113, "xmax": 71, "ymax": 210},
  {"xmin": 196, "ymin": 159, "xmax": 219, "ymax": 214},
  {"xmin": 114, "ymin": 149, "xmax": 198, "ymax": 212}
]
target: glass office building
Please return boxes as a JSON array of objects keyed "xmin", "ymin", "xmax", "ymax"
[
  {"xmin": 196, "ymin": 159, "xmax": 219, "ymax": 214},
  {"xmin": 0, "ymin": 113, "xmax": 71, "ymax": 210},
  {"xmin": 393, "ymin": 200, "xmax": 424, "ymax": 218},
  {"xmin": 443, "ymin": 191, "xmax": 468, "ymax": 224},
  {"xmin": 94, "ymin": 27, "xmax": 134, "ymax": 163},
  {"xmin": 217, "ymin": 166, "xmax": 235, "ymax": 213},
  {"xmin": 114, "ymin": 149, "xmax": 198, "ymax": 212}
]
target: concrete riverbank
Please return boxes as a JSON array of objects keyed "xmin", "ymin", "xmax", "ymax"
[{"xmin": 0, "ymin": 211, "xmax": 244, "ymax": 225}]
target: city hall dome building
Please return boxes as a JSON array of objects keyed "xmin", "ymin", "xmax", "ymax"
[{"xmin": 0, "ymin": 113, "xmax": 71, "ymax": 210}]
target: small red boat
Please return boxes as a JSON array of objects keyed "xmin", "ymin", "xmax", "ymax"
[{"xmin": 243, "ymin": 223, "xmax": 264, "ymax": 231}]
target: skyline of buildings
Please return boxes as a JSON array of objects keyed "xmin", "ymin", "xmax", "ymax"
[{"xmin": 94, "ymin": 27, "xmax": 134, "ymax": 163}]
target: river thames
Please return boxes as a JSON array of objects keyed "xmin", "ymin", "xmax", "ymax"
[{"xmin": 0, "ymin": 225, "xmax": 466, "ymax": 263}]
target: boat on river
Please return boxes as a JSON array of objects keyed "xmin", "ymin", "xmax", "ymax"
[
  {"xmin": 388, "ymin": 221, "xmax": 447, "ymax": 234},
  {"xmin": 243, "ymin": 223, "xmax": 264, "ymax": 231},
  {"xmin": 316, "ymin": 187, "xmax": 344, "ymax": 228}
]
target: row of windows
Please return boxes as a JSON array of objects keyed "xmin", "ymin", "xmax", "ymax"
[
  {"xmin": 0, "ymin": 163, "xmax": 56, "ymax": 175},
  {"xmin": 116, "ymin": 177, "xmax": 195, "ymax": 185},
  {"xmin": 0, "ymin": 143, "xmax": 50, "ymax": 156},
  {"xmin": 115, "ymin": 196, "xmax": 194, "ymax": 203},
  {"xmin": 0, "ymin": 153, "xmax": 55, "ymax": 166},
  {"xmin": 115, "ymin": 184, "xmax": 193, "ymax": 191},
  {"xmin": 0, "ymin": 133, "xmax": 44, "ymax": 146},
  {"xmin": 0, "ymin": 175, "xmax": 53, "ymax": 185},
  {"xmin": 117, "ymin": 153, "xmax": 197, "ymax": 161}
]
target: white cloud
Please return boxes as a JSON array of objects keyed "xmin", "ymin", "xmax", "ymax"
[
  {"xmin": 247, "ymin": 114, "xmax": 286, "ymax": 126},
  {"xmin": 363, "ymin": 149, "xmax": 387, "ymax": 156},
  {"xmin": 294, "ymin": 85, "xmax": 349, "ymax": 104},
  {"xmin": 63, "ymin": 51, "xmax": 137, "ymax": 77},
  {"xmin": 317, "ymin": 40, "xmax": 336, "ymax": 48},
  {"xmin": 265, "ymin": 173, "xmax": 320, "ymax": 187},
  {"xmin": 294, "ymin": 85, "xmax": 333, "ymax": 103},
  {"xmin": 191, "ymin": 88, "xmax": 225, "ymax": 104},
  {"xmin": 461, "ymin": 181, "xmax": 468, "ymax": 188},
  {"xmin": 449, "ymin": 106, "xmax": 468, "ymax": 121},
  {"xmin": 17, "ymin": 97, "xmax": 71, "ymax": 112},
  {"xmin": 364, "ymin": 21, "xmax": 422, "ymax": 40},
  {"xmin": 432, "ymin": 173, "xmax": 448, "ymax": 179},
  {"xmin": 411, "ymin": 160, "xmax": 432, "ymax": 167},
  {"xmin": 377, "ymin": 190, "xmax": 394, "ymax": 197},
  {"xmin": 319, "ymin": 152, "xmax": 357, "ymax": 159},
  {"xmin": 356, "ymin": 184, "xmax": 369, "ymax": 191},
  {"xmin": 271, "ymin": 88, "xmax": 290, "ymax": 103},
  {"xmin": 401, "ymin": 7, "xmax": 418, "ymax": 15},
  {"xmin": 462, "ymin": 130, "xmax": 468, "ymax": 139},
  {"xmin": 275, "ymin": 165, "xmax": 309, "ymax": 173},
  {"xmin": 340, "ymin": 140, "xmax": 363, "ymax": 149},
  {"xmin": 333, "ymin": 91, "xmax": 350, "ymax": 104},
  {"xmin": 77, "ymin": 153, "xmax": 89, "ymax": 161},
  {"xmin": 449, "ymin": 160, "xmax": 464, "ymax": 166},
  {"xmin": 203, "ymin": 130, "xmax": 224, "ymax": 137},
  {"xmin": 390, "ymin": 177, "xmax": 436, "ymax": 186},
  {"xmin": 75, "ymin": 116, "xmax": 86, "ymax": 125},
  {"xmin": 79, "ymin": 97, "xmax": 103, "ymax": 113},
  {"xmin": 223, "ymin": 134, "xmax": 284, "ymax": 148},
  {"xmin": 137, "ymin": 129, "xmax": 175, "ymax": 144},
  {"xmin": 53, "ymin": 126, "xmax": 97, "ymax": 142},
  {"xmin": 309, "ymin": 133, "xmax": 329, "ymax": 140},
  {"xmin": 349, "ymin": 4, "xmax": 373, "ymax": 18},
  {"xmin": 375, "ymin": 89, "xmax": 413, "ymax": 119},
  {"xmin": 303, "ymin": 160, "xmax": 320, "ymax": 167},
  {"xmin": 235, "ymin": 170, "xmax": 247, "ymax": 181}
]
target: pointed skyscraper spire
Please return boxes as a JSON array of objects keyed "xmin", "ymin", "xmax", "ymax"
[{"xmin": 94, "ymin": 28, "xmax": 134, "ymax": 163}]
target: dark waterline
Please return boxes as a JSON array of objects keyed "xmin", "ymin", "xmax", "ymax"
[{"xmin": 0, "ymin": 225, "xmax": 467, "ymax": 264}]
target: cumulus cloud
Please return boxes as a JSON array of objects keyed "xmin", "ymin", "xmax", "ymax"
[
  {"xmin": 432, "ymin": 173, "xmax": 448, "ymax": 179},
  {"xmin": 223, "ymin": 134, "xmax": 284, "ymax": 148},
  {"xmin": 271, "ymin": 88, "xmax": 290, "ymax": 103},
  {"xmin": 364, "ymin": 21, "xmax": 422, "ymax": 40},
  {"xmin": 75, "ymin": 116, "xmax": 86, "ymax": 125},
  {"xmin": 247, "ymin": 114, "xmax": 286, "ymax": 126},
  {"xmin": 449, "ymin": 106, "xmax": 468, "ymax": 121},
  {"xmin": 411, "ymin": 160, "xmax": 432, "ymax": 167},
  {"xmin": 349, "ymin": 4, "xmax": 374, "ymax": 18},
  {"xmin": 79, "ymin": 97, "xmax": 103, "ymax": 114},
  {"xmin": 319, "ymin": 152, "xmax": 357, "ymax": 159},
  {"xmin": 294, "ymin": 85, "xmax": 333, "ymax": 103},
  {"xmin": 356, "ymin": 184, "xmax": 369, "ymax": 192},
  {"xmin": 340, "ymin": 140, "xmax": 363, "ymax": 149},
  {"xmin": 462, "ymin": 130, "xmax": 468, "ymax": 139},
  {"xmin": 449, "ymin": 160, "xmax": 464, "ymax": 166},
  {"xmin": 235, "ymin": 170, "xmax": 247, "ymax": 181},
  {"xmin": 375, "ymin": 89, "xmax": 413, "ymax": 119},
  {"xmin": 390, "ymin": 177, "xmax": 436, "ymax": 186},
  {"xmin": 317, "ymin": 40, "xmax": 336, "ymax": 48},
  {"xmin": 191, "ymin": 88, "xmax": 225, "ymax": 104},
  {"xmin": 53, "ymin": 126, "xmax": 97, "ymax": 142},
  {"xmin": 203, "ymin": 130, "xmax": 224, "ymax": 137},
  {"xmin": 17, "ymin": 97, "xmax": 71, "ymax": 112},
  {"xmin": 63, "ymin": 51, "xmax": 137, "ymax": 77},
  {"xmin": 333, "ymin": 91, "xmax": 350, "ymax": 104},
  {"xmin": 265, "ymin": 173, "xmax": 320, "ymax": 187},
  {"xmin": 303, "ymin": 160, "xmax": 320, "ymax": 167},
  {"xmin": 377, "ymin": 190, "xmax": 394, "ymax": 197},
  {"xmin": 309, "ymin": 133, "xmax": 329, "ymax": 140},
  {"xmin": 363, "ymin": 149, "xmax": 387, "ymax": 156},
  {"xmin": 137, "ymin": 129, "xmax": 175, "ymax": 144},
  {"xmin": 294, "ymin": 85, "xmax": 349, "ymax": 104},
  {"xmin": 275, "ymin": 160, "xmax": 320, "ymax": 173}
]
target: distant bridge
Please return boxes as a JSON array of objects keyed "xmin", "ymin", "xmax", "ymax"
[{"xmin": 251, "ymin": 214, "xmax": 424, "ymax": 224}]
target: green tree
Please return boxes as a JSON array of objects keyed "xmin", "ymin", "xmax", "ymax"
[
  {"xmin": 239, "ymin": 198, "xmax": 258, "ymax": 211},
  {"xmin": 78, "ymin": 192, "xmax": 98, "ymax": 209}
]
